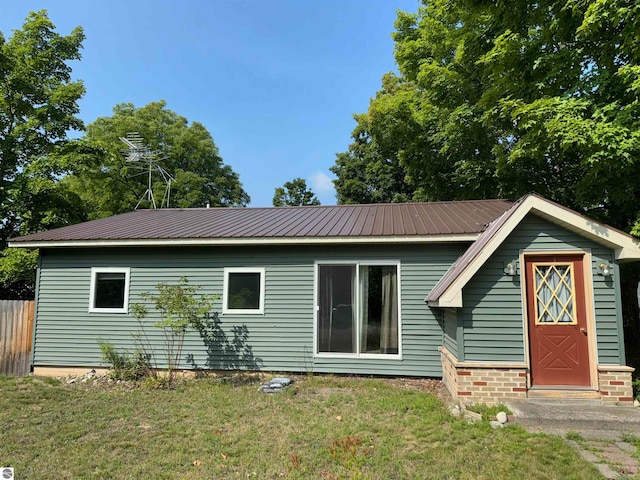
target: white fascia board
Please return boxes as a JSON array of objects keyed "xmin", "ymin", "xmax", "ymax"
[
  {"xmin": 530, "ymin": 203, "xmax": 640, "ymax": 261},
  {"xmin": 617, "ymin": 246, "xmax": 640, "ymax": 261},
  {"xmin": 426, "ymin": 290, "xmax": 462, "ymax": 308},
  {"xmin": 8, "ymin": 233, "xmax": 479, "ymax": 249}
]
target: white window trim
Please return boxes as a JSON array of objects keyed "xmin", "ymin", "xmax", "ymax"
[
  {"xmin": 89, "ymin": 267, "xmax": 131, "ymax": 314},
  {"xmin": 313, "ymin": 260, "xmax": 402, "ymax": 359},
  {"xmin": 223, "ymin": 267, "xmax": 266, "ymax": 315}
]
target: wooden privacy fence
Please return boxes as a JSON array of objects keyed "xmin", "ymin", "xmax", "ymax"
[{"xmin": 0, "ymin": 300, "xmax": 35, "ymax": 376}]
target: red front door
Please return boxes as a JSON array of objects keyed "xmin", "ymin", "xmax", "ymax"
[{"xmin": 525, "ymin": 255, "xmax": 591, "ymax": 387}]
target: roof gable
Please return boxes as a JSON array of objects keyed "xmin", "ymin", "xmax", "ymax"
[{"xmin": 426, "ymin": 194, "xmax": 640, "ymax": 308}]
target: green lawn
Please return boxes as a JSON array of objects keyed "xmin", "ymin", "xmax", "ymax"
[{"xmin": 0, "ymin": 374, "xmax": 601, "ymax": 479}]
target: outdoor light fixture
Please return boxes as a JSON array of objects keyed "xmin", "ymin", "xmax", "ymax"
[
  {"xmin": 504, "ymin": 262, "xmax": 518, "ymax": 276},
  {"xmin": 598, "ymin": 262, "xmax": 612, "ymax": 277}
]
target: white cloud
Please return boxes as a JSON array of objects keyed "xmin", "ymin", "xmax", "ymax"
[{"xmin": 309, "ymin": 171, "xmax": 334, "ymax": 193}]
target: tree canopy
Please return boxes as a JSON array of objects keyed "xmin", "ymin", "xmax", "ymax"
[
  {"xmin": 273, "ymin": 178, "xmax": 320, "ymax": 206},
  {"xmin": 62, "ymin": 101, "xmax": 250, "ymax": 218},
  {"xmin": 333, "ymin": 0, "xmax": 640, "ymax": 234},
  {"xmin": 0, "ymin": 11, "xmax": 86, "ymax": 297},
  {"xmin": 0, "ymin": 10, "xmax": 86, "ymax": 244}
]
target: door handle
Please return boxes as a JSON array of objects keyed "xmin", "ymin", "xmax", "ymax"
[{"xmin": 580, "ymin": 328, "xmax": 587, "ymax": 335}]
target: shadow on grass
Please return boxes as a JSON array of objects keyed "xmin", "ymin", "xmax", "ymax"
[{"xmin": 186, "ymin": 312, "xmax": 263, "ymax": 371}]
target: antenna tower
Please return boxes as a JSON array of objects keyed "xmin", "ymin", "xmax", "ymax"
[{"xmin": 120, "ymin": 133, "xmax": 174, "ymax": 209}]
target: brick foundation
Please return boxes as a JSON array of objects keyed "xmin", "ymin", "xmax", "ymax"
[
  {"xmin": 598, "ymin": 366, "xmax": 635, "ymax": 405},
  {"xmin": 441, "ymin": 348, "xmax": 460, "ymax": 403},
  {"xmin": 441, "ymin": 348, "xmax": 636, "ymax": 405},
  {"xmin": 440, "ymin": 347, "xmax": 527, "ymax": 405}
]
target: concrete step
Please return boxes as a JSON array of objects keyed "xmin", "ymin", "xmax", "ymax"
[
  {"xmin": 521, "ymin": 397, "xmax": 604, "ymax": 406},
  {"xmin": 526, "ymin": 388, "xmax": 601, "ymax": 400},
  {"xmin": 506, "ymin": 399, "xmax": 640, "ymax": 437}
]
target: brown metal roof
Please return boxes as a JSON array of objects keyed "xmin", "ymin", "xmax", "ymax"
[{"xmin": 10, "ymin": 199, "xmax": 513, "ymax": 245}]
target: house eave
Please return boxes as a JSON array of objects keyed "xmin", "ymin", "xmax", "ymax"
[
  {"xmin": 426, "ymin": 291, "xmax": 463, "ymax": 308},
  {"xmin": 8, "ymin": 233, "xmax": 479, "ymax": 249}
]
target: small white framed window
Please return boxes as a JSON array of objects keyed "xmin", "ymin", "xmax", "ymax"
[
  {"xmin": 89, "ymin": 267, "xmax": 131, "ymax": 313},
  {"xmin": 223, "ymin": 267, "xmax": 265, "ymax": 315}
]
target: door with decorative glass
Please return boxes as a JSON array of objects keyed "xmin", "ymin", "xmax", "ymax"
[{"xmin": 525, "ymin": 254, "xmax": 591, "ymax": 387}]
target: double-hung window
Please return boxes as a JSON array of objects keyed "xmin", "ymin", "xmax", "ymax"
[
  {"xmin": 223, "ymin": 267, "xmax": 265, "ymax": 314},
  {"xmin": 316, "ymin": 262, "xmax": 400, "ymax": 357},
  {"xmin": 89, "ymin": 267, "xmax": 130, "ymax": 313}
]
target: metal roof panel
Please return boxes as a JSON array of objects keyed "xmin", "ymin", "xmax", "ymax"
[{"xmin": 11, "ymin": 200, "xmax": 514, "ymax": 244}]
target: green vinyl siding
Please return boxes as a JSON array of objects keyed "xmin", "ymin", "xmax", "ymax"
[
  {"xmin": 461, "ymin": 214, "xmax": 621, "ymax": 364},
  {"xmin": 35, "ymin": 244, "xmax": 464, "ymax": 377},
  {"xmin": 442, "ymin": 308, "xmax": 458, "ymax": 357}
]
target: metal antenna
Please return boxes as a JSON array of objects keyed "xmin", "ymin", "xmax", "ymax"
[{"xmin": 119, "ymin": 133, "xmax": 174, "ymax": 209}]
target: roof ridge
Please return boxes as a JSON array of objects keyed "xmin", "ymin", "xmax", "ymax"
[{"xmin": 129, "ymin": 198, "xmax": 514, "ymax": 212}]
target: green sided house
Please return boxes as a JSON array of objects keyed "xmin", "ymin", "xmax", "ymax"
[{"xmin": 9, "ymin": 193, "xmax": 640, "ymax": 404}]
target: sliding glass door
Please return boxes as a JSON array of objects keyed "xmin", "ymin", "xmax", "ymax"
[{"xmin": 317, "ymin": 263, "xmax": 399, "ymax": 356}]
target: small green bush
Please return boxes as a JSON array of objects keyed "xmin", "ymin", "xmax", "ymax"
[
  {"xmin": 131, "ymin": 276, "xmax": 217, "ymax": 385},
  {"xmin": 98, "ymin": 341, "xmax": 150, "ymax": 381},
  {"xmin": 632, "ymin": 377, "xmax": 640, "ymax": 401}
]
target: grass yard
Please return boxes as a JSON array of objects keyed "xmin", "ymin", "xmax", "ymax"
[{"xmin": 0, "ymin": 374, "xmax": 601, "ymax": 479}]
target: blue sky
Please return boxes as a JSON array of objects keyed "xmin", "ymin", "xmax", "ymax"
[{"xmin": 1, "ymin": 0, "xmax": 420, "ymax": 206}]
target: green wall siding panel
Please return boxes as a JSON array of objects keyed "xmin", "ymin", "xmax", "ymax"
[
  {"xmin": 612, "ymin": 262, "xmax": 626, "ymax": 362},
  {"xmin": 461, "ymin": 214, "xmax": 621, "ymax": 364},
  {"xmin": 442, "ymin": 308, "xmax": 457, "ymax": 356},
  {"xmin": 35, "ymin": 244, "xmax": 464, "ymax": 377}
]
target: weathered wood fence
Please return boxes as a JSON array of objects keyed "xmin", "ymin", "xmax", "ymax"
[{"xmin": 0, "ymin": 300, "xmax": 35, "ymax": 376}]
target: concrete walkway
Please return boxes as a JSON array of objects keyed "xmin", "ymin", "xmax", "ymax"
[{"xmin": 507, "ymin": 399, "xmax": 640, "ymax": 478}]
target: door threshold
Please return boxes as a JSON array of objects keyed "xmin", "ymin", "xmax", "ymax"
[{"xmin": 527, "ymin": 388, "xmax": 600, "ymax": 399}]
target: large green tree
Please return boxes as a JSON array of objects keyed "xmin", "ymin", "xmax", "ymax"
[
  {"xmin": 63, "ymin": 101, "xmax": 250, "ymax": 219},
  {"xmin": 0, "ymin": 11, "xmax": 86, "ymax": 242},
  {"xmin": 0, "ymin": 11, "xmax": 86, "ymax": 297},
  {"xmin": 334, "ymin": 0, "xmax": 640, "ymax": 234},
  {"xmin": 333, "ymin": 0, "xmax": 640, "ymax": 344},
  {"xmin": 273, "ymin": 178, "xmax": 320, "ymax": 206}
]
